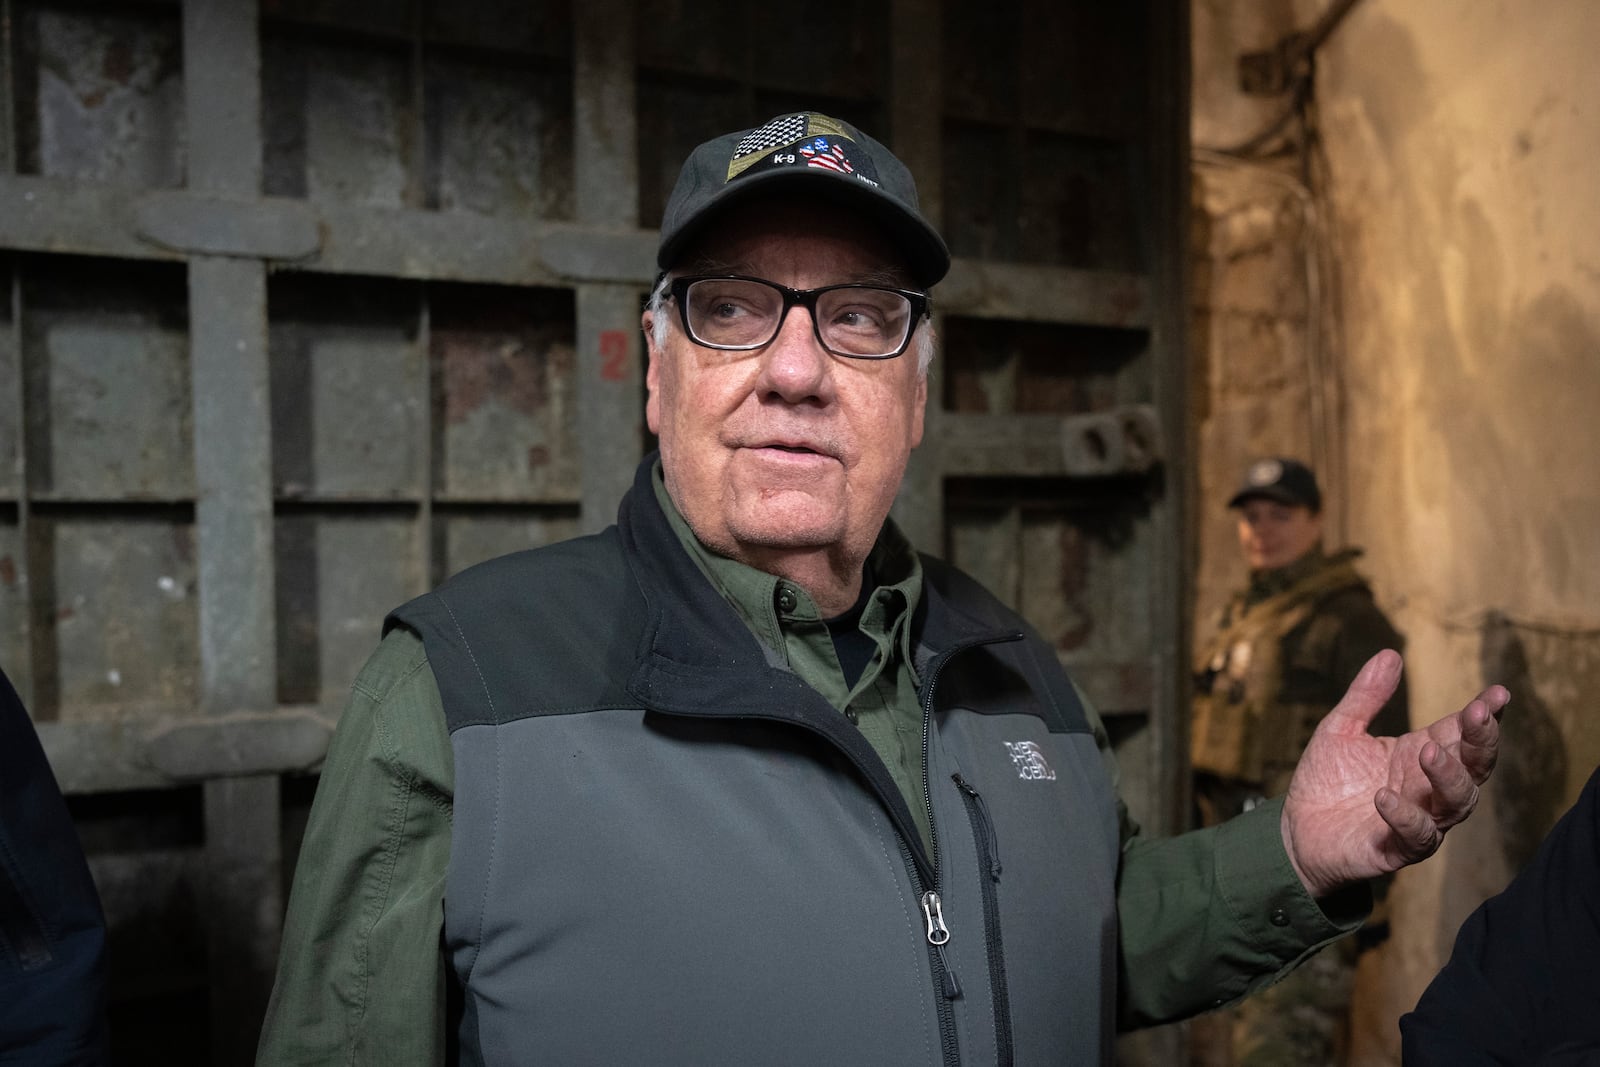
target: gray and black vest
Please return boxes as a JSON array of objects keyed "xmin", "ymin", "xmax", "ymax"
[{"xmin": 389, "ymin": 456, "xmax": 1122, "ymax": 1066}]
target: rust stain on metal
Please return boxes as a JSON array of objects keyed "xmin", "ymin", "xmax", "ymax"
[
  {"xmin": 526, "ymin": 445, "xmax": 550, "ymax": 470},
  {"xmin": 0, "ymin": 556, "xmax": 15, "ymax": 586},
  {"xmin": 438, "ymin": 334, "xmax": 549, "ymax": 424}
]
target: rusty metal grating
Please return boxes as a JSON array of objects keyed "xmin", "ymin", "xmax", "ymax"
[{"xmin": 0, "ymin": 0, "xmax": 1188, "ymax": 1060}]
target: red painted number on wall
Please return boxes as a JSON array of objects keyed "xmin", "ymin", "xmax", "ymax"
[{"xmin": 599, "ymin": 330, "xmax": 629, "ymax": 381}]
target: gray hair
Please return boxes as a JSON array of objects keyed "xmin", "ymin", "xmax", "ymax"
[{"xmin": 646, "ymin": 274, "xmax": 936, "ymax": 377}]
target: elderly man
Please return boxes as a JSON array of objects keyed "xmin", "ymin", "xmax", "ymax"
[{"xmin": 257, "ymin": 113, "xmax": 1506, "ymax": 1066}]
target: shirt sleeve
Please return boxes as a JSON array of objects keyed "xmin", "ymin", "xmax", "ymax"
[
  {"xmin": 257, "ymin": 628, "xmax": 455, "ymax": 1066},
  {"xmin": 1070, "ymin": 681, "xmax": 1369, "ymax": 1031},
  {"xmin": 1114, "ymin": 799, "xmax": 1368, "ymax": 1029}
]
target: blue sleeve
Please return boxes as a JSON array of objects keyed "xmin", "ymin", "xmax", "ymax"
[
  {"xmin": 1400, "ymin": 764, "xmax": 1600, "ymax": 1064},
  {"xmin": 0, "ymin": 667, "xmax": 111, "ymax": 1066}
]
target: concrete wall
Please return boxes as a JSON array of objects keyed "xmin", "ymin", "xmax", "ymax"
[{"xmin": 1193, "ymin": 1, "xmax": 1600, "ymax": 1062}]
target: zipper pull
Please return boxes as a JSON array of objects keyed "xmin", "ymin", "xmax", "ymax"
[
  {"xmin": 921, "ymin": 890, "xmax": 962, "ymax": 999},
  {"xmin": 920, "ymin": 890, "xmax": 951, "ymax": 945}
]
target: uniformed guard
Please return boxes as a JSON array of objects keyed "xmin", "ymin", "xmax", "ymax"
[{"xmin": 1190, "ymin": 456, "xmax": 1409, "ymax": 1066}]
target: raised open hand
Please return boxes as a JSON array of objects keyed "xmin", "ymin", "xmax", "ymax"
[{"xmin": 1279, "ymin": 650, "xmax": 1509, "ymax": 898}]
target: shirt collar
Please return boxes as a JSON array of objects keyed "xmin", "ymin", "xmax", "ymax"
[{"xmin": 651, "ymin": 459, "xmax": 923, "ymax": 661}]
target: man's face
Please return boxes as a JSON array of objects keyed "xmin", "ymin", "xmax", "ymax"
[
  {"xmin": 1236, "ymin": 498, "xmax": 1323, "ymax": 570},
  {"xmin": 643, "ymin": 199, "xmax": 928, "ymax": 572}
]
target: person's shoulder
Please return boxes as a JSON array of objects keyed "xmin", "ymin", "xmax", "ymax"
[{"xmin": 351, "ymin": 626, "xmax": 437, "ymax": 706}]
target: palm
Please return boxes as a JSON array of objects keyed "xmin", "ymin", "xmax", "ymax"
[{"xmin": 1280, "ymin": 651, "xmax": 1508, "ymax": 897}]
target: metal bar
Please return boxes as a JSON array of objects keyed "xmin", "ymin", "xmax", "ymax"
[
  {"xmin": 183, "ymin": 2, "xmax": 277, "ymax": 1058},
  {"xmin": 404, "ymin": 0, "xmax": 425, "ymax": 211},
  {"xmin": 1145, "ymin": 0, "xmax": 1193, "ymax": 843},
  {"xmin": 574, "ymin": 287, "xmax": 643, "ymax": 533},
  {"xmin": 1, "ymin": 0, "xmax": 15, "ymax": 176},
  {"xmin": 890, "ymin": 0, "xmax": 943, "ymax": 228},
  {"xmin": 573, "ymin": 0, "xmax": 642, "ymax": 534},
  {"xmin": 190, "ymin": 252, "xmax": 280, "ymax": 1067},
  {"xmin": 574, "ymin": 0, "xmax": 637, "ymax": 226},
  {"xmin": 7, "ymin": 263, "xmax": 34, "ymax": 710},
  {"xmin": 417, "ymin": 289, "xmax": 436, "ymax": 583},
  {"xmin": 0, "ymin": 175, "xmax": 654, "ymax": 282},
  {"xmin": 0, "ymin": 176, "xmax": 1151, "ymax": 328},
  {"xmin": 184, "ymin": 0, "xmax": 262, "ymax": 195},
  {"xmin": 202, "ymin": 774, "xmax": 283, "ymax": 1065},
  {"xmin": 939, "ymin": 258, "xmax": 1152, "ymax": 327},
  {"xmin": 135, "ymin": 190, "xmax": 321, "ymax": 259},
  {"xmin": 37, "ymin": 709, "xmax": 334, "ymax": 795}
]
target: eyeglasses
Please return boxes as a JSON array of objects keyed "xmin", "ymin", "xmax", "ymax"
[{"xmin": 666, "ymin": 275, "xmax": 931, "ymax": 360}]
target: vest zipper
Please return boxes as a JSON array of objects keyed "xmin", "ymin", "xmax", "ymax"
[
  {"xmin": 898, "ymin": 836, "xmax": 962, "ymax": 1067},
  {"xmin": 920, "ymin": 889, "xmax": 963, "ymax": 999},
  {"xmin": 953, "ymin": 772, "xmax": 1013, "ymax": 1067},
  {"xmin": 911, "ymin": 630, "xmax": 1022, "ymax": 1066}
]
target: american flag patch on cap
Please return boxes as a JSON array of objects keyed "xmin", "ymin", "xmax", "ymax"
[
  {"xmin": 733, "ymin": 114, "xmax": 810, "ymax": 159},
  {"xmin": 726, "ymin": 113, "xmax": 854, "ymax": 181}
]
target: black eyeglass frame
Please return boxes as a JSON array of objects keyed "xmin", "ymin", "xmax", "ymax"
[{"xmin": 665, "ymin": 274, "xmax": 932, "ymax": 360}]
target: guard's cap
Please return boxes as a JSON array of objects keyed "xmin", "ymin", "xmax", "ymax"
[
  {"xmin": 1227, "ymin": 457, "xmax": 1322, "ymax": 511},
  {"xmin": 657, "ymin": 112, "xmax": 950, "ymax": 289}
]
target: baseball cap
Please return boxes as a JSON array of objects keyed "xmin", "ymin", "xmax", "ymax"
[
  {"xmin": 1227, "ymin": 457, "xmax": 1322, "ymax": 511},
  {"xmin": 656, "ymin": 112, "xmax": 950, "ymax": 289}
]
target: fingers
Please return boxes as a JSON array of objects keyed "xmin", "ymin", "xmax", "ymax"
[
  {"xmin": 1376, "ymin": 686, "xmax": 1508, "ymax": 872},
  {"xmin": 1375, "ymin": 786, "xmax": 1443, "ymax": 864},
  {"xmin": 1449, "ymin": 685, "xmax": 1510, "ymax": 783},
  {"xmin": 1419, "ymin": 739, "xmax": 1482, "ymax": 830},
  {"xmin": 1324, "ymin": 650, "xmax": 1404, "ymax": 735}
]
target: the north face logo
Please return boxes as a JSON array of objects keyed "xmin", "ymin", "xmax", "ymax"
[{"xmin": 1004, "ymin": 741, "xmax": 1057, "ymax": 781}]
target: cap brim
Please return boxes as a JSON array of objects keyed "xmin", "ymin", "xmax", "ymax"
[
  {"xmin": 657, "ymin": 167, "xmax": 950, "ymax": 289},
  {"xmin": 1228, "ymin": 487, "xmax": 1304, "ymax": 509}
]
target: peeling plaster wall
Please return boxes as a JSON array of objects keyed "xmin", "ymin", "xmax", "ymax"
[
  {"xmin": 1193, "ymin": 2, "xmax": 1600, "ymax": 1063},
  {"xmin": 1189, "ymin": 0, "xmax": 1341, "ymax": 648},
  {"xmin": 1316, "ymin": 3, "xmax": 1600, "ymax": 1057}
]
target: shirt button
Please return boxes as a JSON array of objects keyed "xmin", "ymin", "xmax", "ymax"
[
  {"xmin": 776, "ymin": 585, "xmax": 798, "ymax": 614},
  {"xmin": 1269, "ymin": 908, "xmax": 1290, "ymax": 928}
]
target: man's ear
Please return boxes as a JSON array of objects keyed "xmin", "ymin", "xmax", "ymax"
[{"xmin": 642, "ymin": 309, "xmax": 662, "ymax": 434}]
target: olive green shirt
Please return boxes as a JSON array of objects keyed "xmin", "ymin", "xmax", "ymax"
[
  {"xmin": 258, "ymin": 495, "xmax": 1365, "ymax": 1065},
  {"xmin": 652, "ymin": 465, "xmax": 934, "ymax": 854}
]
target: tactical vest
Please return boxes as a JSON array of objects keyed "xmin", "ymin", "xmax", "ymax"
[{"xmin": 1191, "ymin": 552, "xmax": 1371, "ymax": 787}]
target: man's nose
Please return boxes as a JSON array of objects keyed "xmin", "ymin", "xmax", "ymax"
[{"xmin": 756, "ymin": 304, "xmax": 835, "ymax": 404}]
